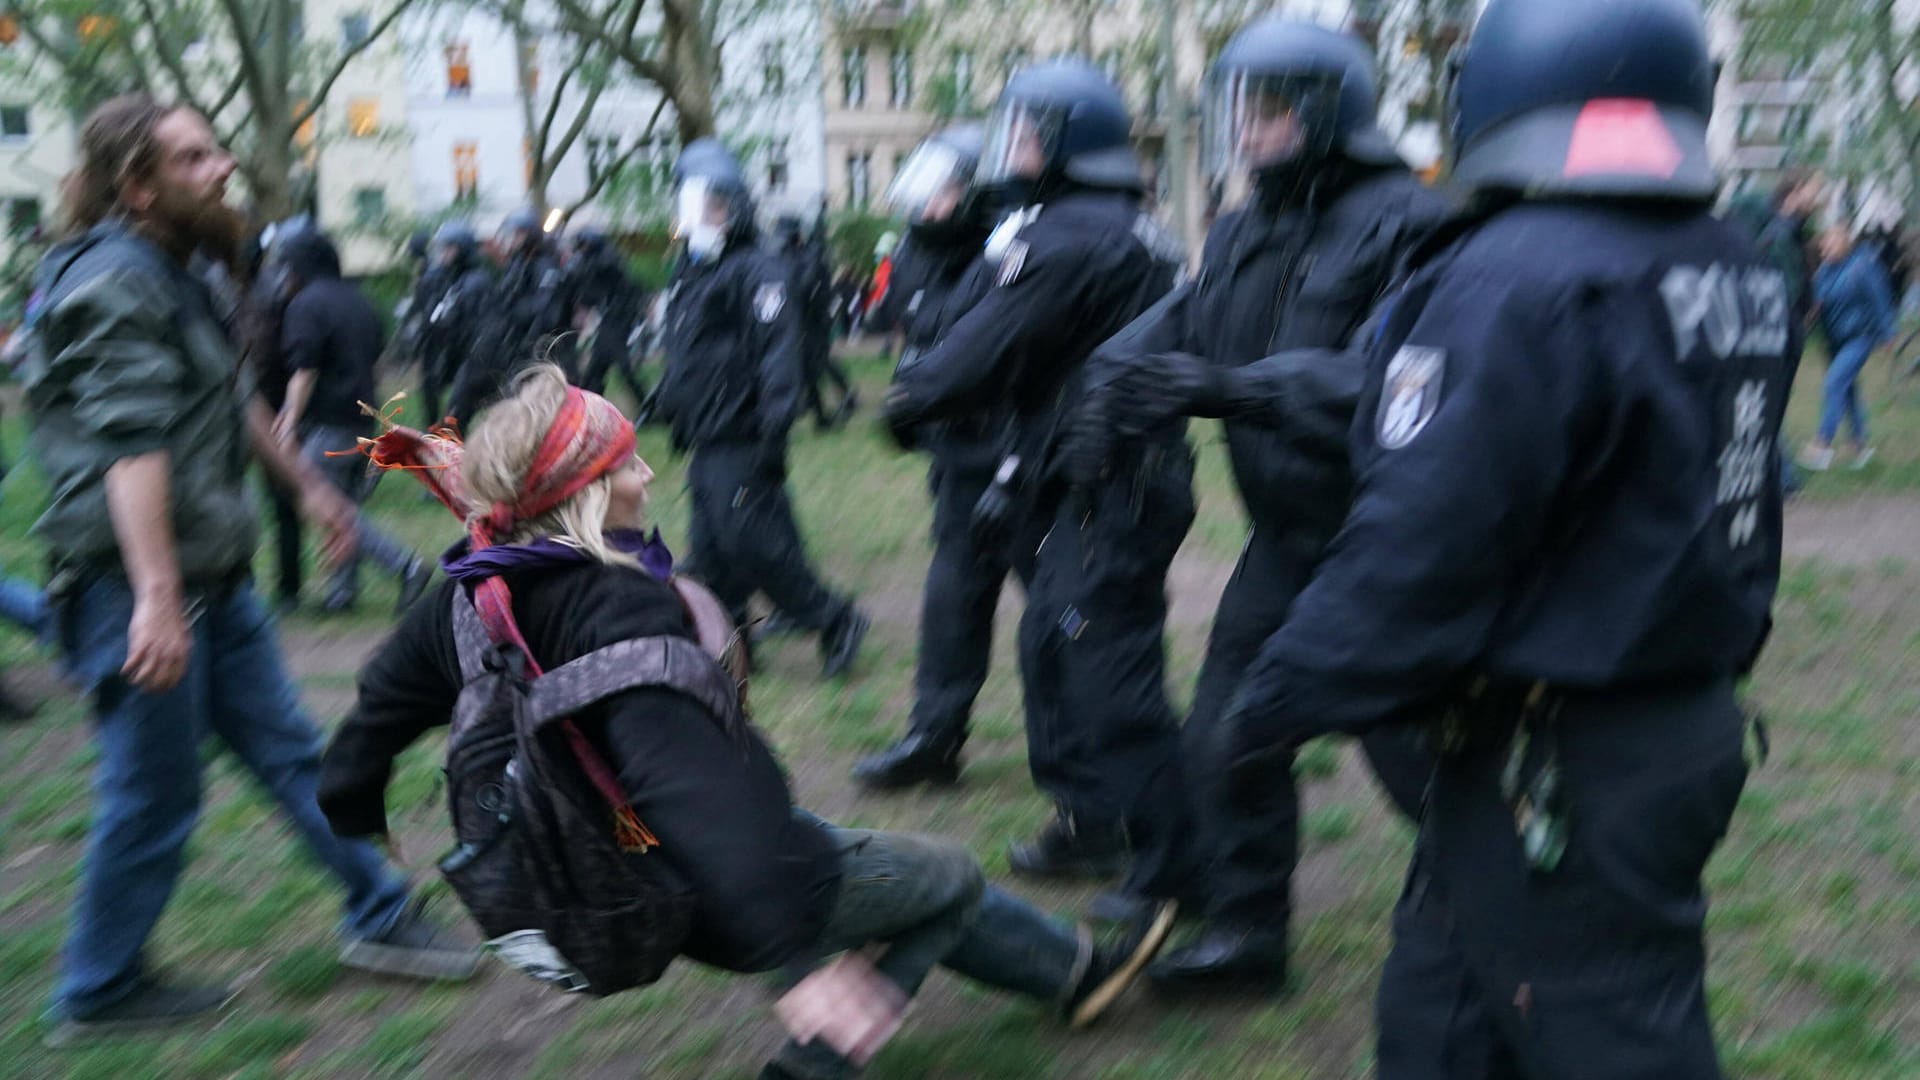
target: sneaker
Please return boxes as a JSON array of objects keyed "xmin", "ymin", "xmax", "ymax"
[
  {"xmin": 1065, "ymin": 900, "xmax": 1179, "ymax": 1029},
  {"xmin": 820, "ymin": 607, "xmax": 870, "ymax": 679},
  {"xmin": 43, "ymin": 977, "xmax": 237, "ymax": 1048},
  {"xmin": 339, "ymin": 901, "xmax": 481, "ymax": 982},
  {"xmin": 1849, "ymin": 446, "xmax": 1877, "ymax": 470},
  {"xmin": 396, "ymin": 559, "xmax": 433, "ymax": 614},
  {"xmin": 1798, "ymin": 445, "xmax": 1835, "ymax": 472},
  {"xmin": 1008, "ymin": 818, "xmax": 1128, "ymax": 882}
]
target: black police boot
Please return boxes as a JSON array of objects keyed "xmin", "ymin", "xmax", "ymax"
[
  {"xmin": 820, "ymin": 606, "xmax": 870, "ymax": 679},
  {"xmin": 1008, "ymin": 817, "xmax": 1128, "ymax": 882},
  {"xmin": 1147, "ymin": 920, "xmax": 1290, "ymax": 996},
  {"xmin": 851, "ymin": 730, "xmax": 963, "ymax": 790}
]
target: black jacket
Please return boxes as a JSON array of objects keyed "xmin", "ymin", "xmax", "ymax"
[
  {"xmin": 891, "ymin": 189, "xmax": 1183, "ymax": 470},
  {"xmin": 889, "ymin": 227, "xmax": 998, "ymax": 455},
  {"xmin": 318, "ymin": 563, "xmax": 843, "ymax": 974},
  {"xmin": 280, "ymin": 243, "xmax": 384, "ymax": 432},
  {"xmin": 656, "ymin": 246, "xmax": 804, "ymax": 451},
  {"xmin": 1096, "ymin": 164, "xmax": 1451, "ymax": 554}
]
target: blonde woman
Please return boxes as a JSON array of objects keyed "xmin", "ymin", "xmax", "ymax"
[{"xmin": 318, "ymin": 367, "xmax": 1175, "ymax": 1079}]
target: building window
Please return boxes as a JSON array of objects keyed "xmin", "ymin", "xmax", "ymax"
[
  {"xmin": 950, "ymin": 49, "xmax": 974, "ymax": 104},
  {"xmin": 889, "ymin": 47, "xmax": 913, "ymax": 108},
  {"xmin": 762, "ymin": 44, "xmax": 785, "ymax": 96},
  {"xmin": 848, "ymin": 151, "xmax": 872, "ymax": 206},
  {"xmin": 340, "ymin": 12, "xmax": 371, "ymax": 48},
  {"xmin": 453, "ymin": 142, "xmax": 480, "ymax": 201},
  {"xmin": 0, "ymin": 106, "xmax": 28, "ymax": 140},
  {"xmin": 0, "ymin": 16, "xmax": 20, "ymax": 48},
  {"xmin": 346, "ymin": 97, "xmax": 379, "ymax": 138},
  {"xmin": 843, "ymin": 47, "xmax": 867, "ymax": 108},
  {"xmin": 4, "ymin": 196, "xmax": 40, "ymax": 237},
  {"xmin": 446, "ymin": 42, "xmax": 473, "ymax": 97},
  {"xmin": 77, "ymin": 15, "xmax": 118, "ymax": 43},
  {"xmin": 353, "ymin": 186, "xmax": 386, "ymax": 225},
  {"xmin": 767, "ymin": 137, "xmax": 790, "ymax": 191}
]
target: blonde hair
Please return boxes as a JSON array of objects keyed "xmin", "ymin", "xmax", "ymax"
[{"xmin": 461, "ymin": 364, "xmax": 639, "ymax": 569}]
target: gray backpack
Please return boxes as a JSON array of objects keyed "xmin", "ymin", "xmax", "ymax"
[{"xmin": 438, "ymin": 581, "xmax": 746, "ymax": 995}]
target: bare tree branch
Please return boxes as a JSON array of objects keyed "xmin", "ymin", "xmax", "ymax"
[
  {"xmin": 133, "ymin": 0, "xmax": 218, "ymax": 117},
  {"xmin": 564, "ymin": 94, "xmax": 670, "ymax": 215},
  {"xmin": 294, "ymin": 0, "xmax": 426, "ymax": 128},
  {"xmin": 215, "ymin": 0, "xmax": 276, "ymax": 120},
  {"xmin": 534, "ymin": 50, "xmax": 584, "ymax": 159}
]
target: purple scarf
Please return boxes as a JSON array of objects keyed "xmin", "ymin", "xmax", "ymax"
[{"xmin": 440, "ymin": 528, "xmax": 675, "ymax": 586}]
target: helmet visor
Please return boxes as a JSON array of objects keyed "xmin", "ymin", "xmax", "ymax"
[
  {"xmin": 1203, "ymin": 69, "xmax": 1346, "ymax": 183},
  {"xmin": 885, "ymin": 141, "xmax": 970, "ymax": 223},
  {"xmin": 978, "ymin": 101, "xmax": 1063, "ymax": 191},
  {"xmin": 672, "ymin": 177, "xmax": 728, "ymax": 238}
]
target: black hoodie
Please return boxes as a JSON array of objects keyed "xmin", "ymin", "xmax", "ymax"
[{"xmin": 279, "ymin": 232, "xmax": 384, "ymax": 430}]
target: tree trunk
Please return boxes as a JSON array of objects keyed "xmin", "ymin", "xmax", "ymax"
[{"xmin": 509, "ymin": 3, "xmax": 550, "ymax": 214}]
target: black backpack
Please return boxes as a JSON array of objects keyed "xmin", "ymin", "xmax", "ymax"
[{"xmin": 438, "ymin": 584, "xmax": 746, "ymax": 995}]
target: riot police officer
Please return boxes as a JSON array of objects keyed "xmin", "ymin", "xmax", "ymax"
[
  {"xmin": 568, "ymin": 226, "xmax": 649, "ymax": 402},
  {"xmin": 398, "ymin": 226, "xmax": 449, "ymax": 422},
  {"xmin": 1215, "ymin": 1, "xmax": 1789, "ymax": 1073},
  {"xmin": 431, "ymin": 222, "xmax": 502, "ymax": 427},
  {"xmin": 496, "ymin": 205, "xmax": 577, "ymax": 380},
  {"xmin": 1065, "ymin": 19, "xmax": 1449, "ymax": 988},
  {"xmin": 885, "ymin": 61, "xmax": 1188, "ymax": 900},
  {"xmin": 657, "ymin": 138, "xmax": 870, "ymax": 678},
  {"xmin": 851, "ymin": 124, "xmax": 1005, "ymax": 789}
]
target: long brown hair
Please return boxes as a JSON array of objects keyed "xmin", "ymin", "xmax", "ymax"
[{"xmin": 59, "ymin": 93, "xmax": 174, "ymax": 237}]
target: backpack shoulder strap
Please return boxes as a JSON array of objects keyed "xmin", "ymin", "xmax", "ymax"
[
  {"xmin": 527, "ymin": 635, "xmax": 741, "ymax": 733},
  {"xmin": 452, "ymin": 589, "xmax": 491, "ymax": 683}
]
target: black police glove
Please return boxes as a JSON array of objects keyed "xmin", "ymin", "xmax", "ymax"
[
  {"xmin": 970, "ymin": 455, "xmax": 1024, "ymax": 552},
  {"xmin": 1107, "ymin": 352, "xmax": 1231, "ymax": 436},
  {"xmin": 1060, "ymin": 390, "xmax": 1116, "ymax": 495},
  {"xmin": 881, "ymin": 386, "xmax": 925, "ymax": 452}
]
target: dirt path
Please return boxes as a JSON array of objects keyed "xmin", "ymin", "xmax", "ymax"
[{"xmin": 1784, "ymin": 493, "xmax": 1920, "ymax": 568}]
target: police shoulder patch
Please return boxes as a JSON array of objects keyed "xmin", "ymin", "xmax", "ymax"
[
  {"xmin": 997, "ymin": 240, "xmax": 1029, "ymax": 287},
  {"xmin": 1377, "ymin": 345, "xmax": 1446, "ymax": 450},
  {"xmin": 753, "ymin": 281, "xmax": 786, "ymax": 323}
]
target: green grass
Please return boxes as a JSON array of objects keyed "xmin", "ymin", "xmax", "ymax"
[{"xmin": 0, "ymin": 353, "xmax": 1916, "ymax": 1077}]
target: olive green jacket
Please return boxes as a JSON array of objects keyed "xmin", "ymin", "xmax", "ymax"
[{"xmin": 22, "ymin": 222, "xmax": 259, "ymax": 583}]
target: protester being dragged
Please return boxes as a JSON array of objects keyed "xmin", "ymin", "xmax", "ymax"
[
  {"xmin": 1802, "ymin": 226, "xmax": 1898, "ymax": 472},
  {"xmin": 318, "ymin": 365, "xmax": 1175, "ymax": 1080}
]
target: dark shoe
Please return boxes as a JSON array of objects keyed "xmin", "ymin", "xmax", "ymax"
[
  {"xmin": 395, "ymin": 559, "xmax": 432, "ymax": 614},
  {"xmin": 820, "ymin": 607, "xmax": 870, "ymax": 679},
  {"xmin": 44, "ymin": 977, "xmax": 237, "ymax": 1047},
  {"xmin": 753, "ymin": 609, "xmax": 804, "ymax": 644},
  {"xmin": 758, "ymin": 1065, "xmax": 805, "ymax": 1080},
  {"xmin": 851, "ymin": 732, "xmax": 963, "ymax": 790},
  {"xmin": 339, "ymin": 901, "xmax": 481, "ymax": 982},
  {"xmin": 829, "ymin": 388, "xmax": 861, "ymax": 430},
  {"xmin": 1147, "ymin": 921, "xmax": 1290, "ymax": 996},
  {"xmin": 1008, "ymin": 818, "xmax": 1128, "ymax": 882},
  {"xmin": 0, "ymin": 677, "xmax": 39, "ymax": 723},
  {"xmin": 1066, "ymin": 900, "xmax": 1178, "ymax": 1029}
]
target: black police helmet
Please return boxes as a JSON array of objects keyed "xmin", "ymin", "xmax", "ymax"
[
  {"xmin": 406, "ymin": 227, "xmax": 431, "ymax": 262},
  {"xmin": 1209, "ymin": 18, "xmax": 1398, "ymax": 173},
  {"xmin": 888, "ymin": 123, "xmax": 989, "ymax": 233},
  {"xmin": 501, "ymin": 205, "xmax": 542, "ymax": 235},
  {"xmin": 981, "ymin": 59, "xmax": 1141, "ymax": 196},
  {"xmin": 673, "ymin": 137, "xmax": 757, "ymax": 238},
  {"xmin": 1451, "ymin": 0, "xmax": 1718, "ymax": 200}
]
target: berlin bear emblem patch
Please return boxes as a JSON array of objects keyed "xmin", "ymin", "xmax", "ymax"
[
  {"xmin": 1377, "ymin": 346, "xmax": 1446, "ymax": 450},
  {"xmin": 754, "ymin": 282, "xmax": 786, "ymax": 323}
]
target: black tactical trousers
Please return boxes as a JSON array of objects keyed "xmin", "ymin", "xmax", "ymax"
[
  {"xmin": 686, "ymin": 443, "xmax": 848, "ymax": 634},
  {"xmin": 800, "ymin": 331, "xmax": 854, "ymax": 423},
  {"xmin": 1017, "ymin": 447, "xmax": 1192, "ymax": 891},
  {"xmin": 417, "ymin": 347, "xmax": 447, "ymax": 427},
  {"xmin": 1376, "ymin": 684, "xmax": 1745, "ymax": 1080},
  {"xmin": 906, "ymin": 444, "xmax": 1018, "ymax": 747},
  {"xmin": 1170, "ymin": 525, "xmax": 1433, "ymax": 922},
  {"xmin": 581, "ymin": 321, "xmax": 647, "ymax": 404},
  {"xmin": 446, "ymin": 350, "xmax": 511, "ymax": 429}
]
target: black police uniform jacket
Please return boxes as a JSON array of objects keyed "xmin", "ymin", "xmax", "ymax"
[
  {"xmin": 1233, "ymin": 199, "xmax": 1796, "ymax": 738},
  {"xmin": 655, "ymin": 245, "xmax": 804, "ymax": 451},
  {"xmin": 1097, "ymin": 162, "xmax": 1452, "ymax": 557}
]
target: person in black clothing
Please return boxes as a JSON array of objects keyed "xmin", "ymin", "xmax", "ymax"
[
  {"xmin": 852, "ymin": 124, "xmax": 1006, "ymax": 789},
  {"xmin": 656, "ymin": 139, "xmax": 870, "ymax": 678},
  {"xmin": 316, "ymin": 367, "xmax": 1175, "ymax": 1079},
  {"xmin": 398, "ymin": 227, "xmax": 452, "ymax": 424},
  {"xmin": 567, "ymin": 226, "xmax": 649, "ymax": 403},
  {"xmin": 773, "ymin": 214, "xmax": 857, "ymax": 429},
  {"xmin": 235, "ymin": 218, "xmax": 308, "ymax": 612},
  {"xmin": 884, "ymin": 61, "xmax": 1190, "ymax": 895},
  {"xmin": 1213, "ymin": 1, "xmax": 1791, "ymax": 1072},
  {"xmin": 269, "ymin": 228, "xmax": 430, "ymax": 614},
  {"xmin": 1062, "ymin": 19, "xmax": 1449, "ymax": 987},
  {"xmin": 496, "ymin": 207, "xmax": 578, "ymax": 381},
  {"xmin": 434, "ymin": 222, "xmax": 503, "ymax": 428}
]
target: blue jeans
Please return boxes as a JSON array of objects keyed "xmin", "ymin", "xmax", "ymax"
[
  {"xmin": 301, "ymin": 424, "xmax": 418, "ymax": 606},
  {"xmin": 51, "ymin": 577, "xmax": 410, "ymax": 1018},
  {"xmin": 1818, "ymin": 337, "xmax": 1874, "ymax": 444},
  {"xmin": 774, "ymin": 822, "xmax": 1088, "ymax": 1079},
  {"xmin": 0, "ymin": 573, "xmax": 47, "ymax": 638}
]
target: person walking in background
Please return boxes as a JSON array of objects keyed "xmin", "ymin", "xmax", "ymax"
[
  {"xmin": 1802, "ymin": 226, "xmax": 1898, "ymax": 471},
  {"xmin": 271, "ymin": 227, "xmax": 432, "ymax": 614}
]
